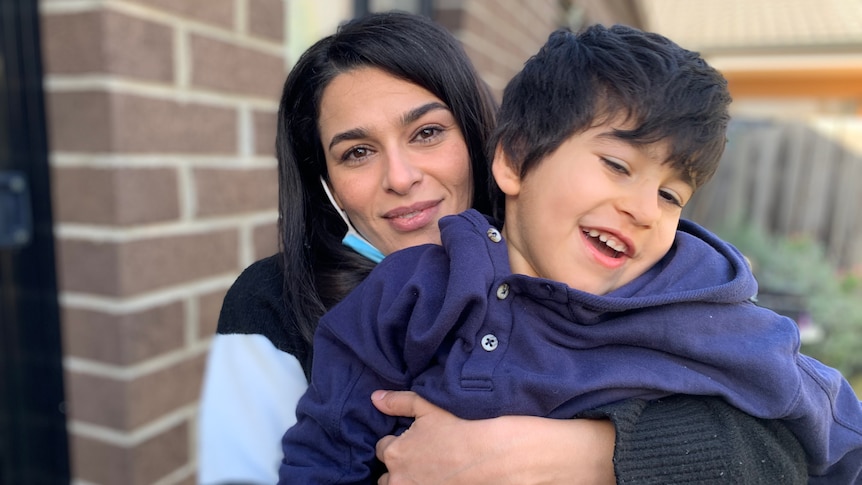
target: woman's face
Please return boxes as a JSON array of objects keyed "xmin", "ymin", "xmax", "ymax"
[{"xmin": 318, "ymin": 67, "xmax": 473, "ymax": 256}]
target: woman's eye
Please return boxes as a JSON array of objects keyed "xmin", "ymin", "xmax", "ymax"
[
  {"xmin": 414, "ymin": 126, "xmax": 442, "ymax": 142},
  {"xmin": 341, "ymin": 146, "xmax": 372, "ymax": 163}
]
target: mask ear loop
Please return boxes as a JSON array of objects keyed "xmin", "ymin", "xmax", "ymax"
[{"xmin": 320, "ymin": 177, "xmax": 385, "ymax": 263}]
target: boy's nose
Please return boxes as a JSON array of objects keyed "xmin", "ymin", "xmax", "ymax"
[
  {"xmin": 620, "ymin": 186, "xmax": 661, "ymax": 226},
  {"xmin": 382, "ymin": 149, "xmax": 422, "ymax": 194}
]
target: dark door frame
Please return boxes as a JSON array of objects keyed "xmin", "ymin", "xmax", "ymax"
[{"xmin": 0, "ymin": 0, "xmax": 70, "ymax": 483}]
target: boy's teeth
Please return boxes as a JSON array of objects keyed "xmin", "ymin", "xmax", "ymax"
[{"xmin": 584, "ymin": 228, "xmax": 628, "ymax": 254}]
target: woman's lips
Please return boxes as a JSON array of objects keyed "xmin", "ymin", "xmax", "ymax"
[{"xmin": 383, "ymin": 200, "xmax": 442, "ymax": 232}]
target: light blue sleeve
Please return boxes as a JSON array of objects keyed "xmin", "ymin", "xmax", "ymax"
[{"xmin": 198, "ymin": 333, "xmax": 308, "ymax": 485}]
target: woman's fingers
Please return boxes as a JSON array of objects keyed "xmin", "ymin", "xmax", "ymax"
[{"xmin": 371, "ymin": 390, "xmax": 427, "ymax": 418}]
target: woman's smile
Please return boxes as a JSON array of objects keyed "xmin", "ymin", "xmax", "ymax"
[{"xmin": 383, "ymin": 200, "xmax": 442, "ymax": 232}]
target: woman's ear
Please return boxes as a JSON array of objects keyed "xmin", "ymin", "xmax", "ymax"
[{"xmin": 491, "ymin": 145, "xmax": 522, "ymax": 197}]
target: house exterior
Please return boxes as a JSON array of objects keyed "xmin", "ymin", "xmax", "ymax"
[{"xmin": 637, "ymin": 0, "xmax": 862, "ymax": 269}]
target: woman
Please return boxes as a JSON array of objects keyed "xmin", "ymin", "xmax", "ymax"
[{"xmin": 198, "ymin": 11, "xmax": 806, "ymax": 485}]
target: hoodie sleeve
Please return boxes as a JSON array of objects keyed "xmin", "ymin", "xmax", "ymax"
[
  {"xmin": 580, "ymin": 395, "xmax": 808, "ymax": 484},
  {"xmin": 278, "ymin": 317, "xmax": 409, "ymax": 484}
]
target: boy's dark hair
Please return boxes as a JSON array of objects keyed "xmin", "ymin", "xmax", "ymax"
[{"xmin": 493, "ymin": 24, "xmax": 732, "ymax": 189}]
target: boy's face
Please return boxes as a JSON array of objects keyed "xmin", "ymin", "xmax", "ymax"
[{"xmin": 494, "ymin": 122, "xmax": 694, "ymax": 295}]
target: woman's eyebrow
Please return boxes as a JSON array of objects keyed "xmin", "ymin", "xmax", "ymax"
[
  {"xmin": 328, "ymin": 128, "xmax": 368, "ymax": 151},
  {"xmin": 328, "ymin": 102, "xmax": 450, "ymax": 151},
  {"xmin": 402, "ymin": 102, "xmax": 450, "ymax": 126}
]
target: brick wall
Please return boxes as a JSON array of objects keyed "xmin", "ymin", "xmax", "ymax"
[
  {"xmin": 41, "ymin": 0, "xmax": 286, "ymax": 483},
  {"xmin": 435, "ymin": 0, "xmax": 565, "ymax": 97},
  {"xmin": 38, "ymin": 1, "xmax": 566, "ymax": 483}
]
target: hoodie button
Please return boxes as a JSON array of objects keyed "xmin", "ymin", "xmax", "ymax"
[
  {"xmin": 481, "ymin": 334, "xmax": 498, "ymax": 351},
  {"xmin": 496, "ymin": 283, "xmax": 509, "ymax": 300},
  {"xmin": 487, "ymin": 227, "xmax": 502, "ymax": 243}
]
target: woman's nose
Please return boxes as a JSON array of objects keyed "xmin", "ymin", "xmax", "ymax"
[{"xmin": 382, "ymin": 149, "xmax": 422, "ymax": 194}]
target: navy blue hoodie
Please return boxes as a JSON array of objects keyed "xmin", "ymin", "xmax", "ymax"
[{"xmin": 280, "ymin": 209, "xmax": 862, "ymax": 484}]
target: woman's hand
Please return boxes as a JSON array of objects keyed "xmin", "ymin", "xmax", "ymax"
[{"xmin": 372, "ymin": 390, "xmax": 616, "ymax": 485}]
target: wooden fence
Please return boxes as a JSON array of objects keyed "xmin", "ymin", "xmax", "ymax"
[{"xmin": 683, "ymin": 118, "xmax": 862, "ymax": 270}]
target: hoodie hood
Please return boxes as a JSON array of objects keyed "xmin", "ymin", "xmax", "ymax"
[{"xmin": 505, "ymin": 218, "xmax": 759, "ymax": 319}]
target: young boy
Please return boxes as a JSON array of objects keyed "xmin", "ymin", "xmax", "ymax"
[{"xmin": 280, "ymin": 25, "xmax": 862, "ymax": 484}]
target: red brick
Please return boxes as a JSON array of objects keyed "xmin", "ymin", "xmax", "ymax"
[
  {"xmin": 190, "ymin": 34, "xmax": 286, "ymax": 98},
  {"xmin": 125, "ymin": 0, "xmax": 234, "ymax": 29},
  {"xmin": 198, "ymin": 289, "xmax": 228, "ymax": 340},
  {"xmin": 41, "ymin": 12, "xmax": 103, "ymax": 75},
  {"xmin": 253, "ymin": 109, "xmax": 278, "ymax": 157},
  {"xmin": 128, "ymin": 354, "xmax": 206, "ymax": 426},
  {"xmin": 70, "ymin": 421, "xmax": 189, "ymax": 485},
  {"xmin": 42, "ymin": 11, "xmax": 174, "ymax": 82},
  {"xmin": 434, "ymin": 8, "xmax": 465, "ymax": 31},
  {"xmin": 112, "ymin": 94, "xmax": 238, "ymax": 154},
  {"xmin": 62, "ymin": 303, "xmax": 185, "ymax": 365},
  {"xmin": 194, "ymin": 167, "xmax": 278, "ymax": 217},
  {"xmin": 57, "ymin": 230, "xmax": 240, "ymax": 297},
  {"xmin": 52, "ymin": 166, "xmax": 180, "ymax": 225},
  {"xmin": 56, "ymin": 238, "xmax": 122, "ymax": 295},
  {"xmin": 248, "ymin": 0, "xmax": 285, "ymax": 41},
  {"xmin": 66, "ymin": 354, "xmax": 205, "ymax": 429},
  {"xmin": 253, "ymin": 221, "xmax": 279, "ymax": 260},
  {"xmin": 47, "ymin": 91, "xmax": 238, "ymax": 154},
  {"xmin": 45, "ymin": 91, "xmax": 112, "ymax": 152}
]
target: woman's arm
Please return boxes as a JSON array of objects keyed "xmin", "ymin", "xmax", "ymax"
[
  {"xmin": 373, "ymin": 390, "xmax": 614, "ymax": 485},
  {"xmin": 585, "ymin": 395, "xmax": 807, "ymax": 484},
  {"xmin": 372, "ymin": 391, "xmax": 807, "ymax": 485}
]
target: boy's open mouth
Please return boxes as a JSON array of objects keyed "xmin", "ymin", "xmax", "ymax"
[{"xmin": 583, "ymin": 228, "xmax": 627, "ymax": 258}]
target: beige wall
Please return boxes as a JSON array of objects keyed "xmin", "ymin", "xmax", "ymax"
[{"xmin": 39, "ymin": 0, "xmax": 566, "ymax": 483}]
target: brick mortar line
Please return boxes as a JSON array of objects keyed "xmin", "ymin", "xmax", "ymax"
[
  {"xmin": 234, "ymin": 0, "xmax": 249, "ymax": 35},
  {"xmin": 185, "ymin": 293, "xmax": 200, "ymax": 350},
  {"xmin": 64, "ymin": 341, "xmax": 210, "ymax": 381},
  {"xmin": 44, "ymin": 76, "xmax": 282, "ymax": 109},
  {"xmin": 50, "ymin": 154, "xmax": 277, "ymax": 167},
  {"xmin": 175, "ymin": 25, "xmax": 191, "ymax": 89},
  {"xmin": 179, "ymin": 163, "xmax": 196, "ymax": 221},
  {"xmin": 67, "ymin": 403, "xmax": 198, "ymax": 446},
  {"xmin": 58, "ymin": 275, "xmax": 237, "ymax": 313},
  {"xmin": 54, "ymin": 211, "xmax": 277, "ymax": 241},
  {"xmin": 238, "ymin": 223, "xmax": 256, "ymax": 270},
  {"xmin": 238, "ymin": 104, "xmax": 254, "ymax": 157},
  {"xmin": 152, "ymin": 463, "xmax": 196, "ymax": 485}
]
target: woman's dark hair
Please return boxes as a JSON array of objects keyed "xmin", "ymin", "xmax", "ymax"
[
  {"xmin": 494, "ymin": 24, "xmax": 732, "ymax": 189},
  {"xmin": 276, "ymin": 11, "xmax": 497, "ymax": 347}
]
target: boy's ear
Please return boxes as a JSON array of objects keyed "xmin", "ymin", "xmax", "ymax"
[{"xmin": 491, "ymin": 145, "xmax": 522, "ymax": 196}]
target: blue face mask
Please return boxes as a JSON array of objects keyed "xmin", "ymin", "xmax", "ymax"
[{"xmin": 320, "ymin": 178, "xmax": 385, "ymax": 263}]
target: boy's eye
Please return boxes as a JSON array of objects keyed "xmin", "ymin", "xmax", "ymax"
[
  {"xmin": 602, "ymin": 157, "xmax": 629, "ymax": 174},
  {"xmin": 659, "ymin": 189, "xmax": 683, "ymax": 207}
]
